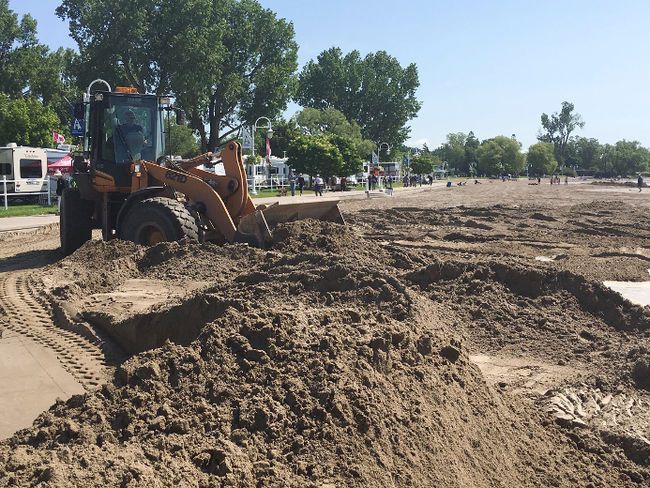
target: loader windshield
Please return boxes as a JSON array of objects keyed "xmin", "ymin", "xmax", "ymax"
[{"xmin": 99, "ymin": 94, "xmax": 164, "ymax": 164}]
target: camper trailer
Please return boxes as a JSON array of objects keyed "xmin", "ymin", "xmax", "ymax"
[{"xmin": 0, "ymin": 144, "xmax": 48, "ymax": 193}]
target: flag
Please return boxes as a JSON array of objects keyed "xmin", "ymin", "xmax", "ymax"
[
  {"xmin": 372, "ymin": 151, "xmax": 378, "ymax": 164},
  {"xmin": 52, "ymin": 131, "xmax": 65, "ymax": 144},
  {"xmin": 241, "ymin": 127, "xmax": 253, "ymax": 150},
  {"xmin": 265, "ymin": 137, "xmax": 271, "ymax": 162}
]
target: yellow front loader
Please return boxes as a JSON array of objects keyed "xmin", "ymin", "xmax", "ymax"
[{"xmin": 60, "ymin": 82, "xmax": 343, "ymax": 255}]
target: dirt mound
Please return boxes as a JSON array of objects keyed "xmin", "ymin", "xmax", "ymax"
[
  {"xmin": 407, "ymin": 258, "xmax": 650, "ymax": 390},
  {"xmin": 0, "ymin": 296, "xmax": 623, "ymax": 487},
  {"xmin": 629, "ymin": 348, "xmax": 650, "ymax": 390},
  {"xmin": 591, "ymin": 181, "xmax": 647, "ymax": 188},
  {"xmin": 46, "ymin": 240, "xmax": 144, "ymax": 301},
  {"xmin": 271, "ymin": 219, "xmax": 360, "ymax": 254},
  {"xmin": 2, "ymin": 220, "xmax": 643, "ymax": 487}
]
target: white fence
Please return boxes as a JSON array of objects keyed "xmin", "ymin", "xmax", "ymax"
[{"xmin": 1, "ymin": 176, "xmax": 52, "ymax": 209}]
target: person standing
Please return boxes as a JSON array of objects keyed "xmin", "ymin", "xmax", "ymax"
[
  {"xmin": 638, "ymin": 174, "xmax": 644, "ymax": 192},
  {"xmin": 297, "ymin": 175, "xmax": 305, "ymax": 196},
  {"xmin": 55, "ymin": 170, "xmax": 67, "ymax": 213},
  {"xmin": 314, "ymin": 174, "xmax": 324, "ymax": 196},
  {"xmin": 288, "ymin": 171, "xmax": 297, "ymax": 196}
]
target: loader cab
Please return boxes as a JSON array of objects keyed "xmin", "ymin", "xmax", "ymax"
[{"xmin": 89, "ymin": 91, "xmax": 165, "ymax": 187}]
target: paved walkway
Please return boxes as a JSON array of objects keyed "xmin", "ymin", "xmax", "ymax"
[
  {"xmin": 0, "ymin": 214, "xmax": 59, "ymax": 233},
  {"xmin": 0, "ymin": 184, "xmax": 447, "ymax": 233},
  {"xmin": 0, "ymin": 328, "xmax": 84, "ymax": 439},
  {"xmin": 253, "ymin": 182, "xmax": 446, "ymax": 205}
]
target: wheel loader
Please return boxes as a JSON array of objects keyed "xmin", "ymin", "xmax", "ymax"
[{"xmin": 60, "ymin": 80, "xmax": 343, "ymax": 255}]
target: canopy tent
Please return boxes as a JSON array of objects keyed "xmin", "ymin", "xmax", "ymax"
[{"xmin": 47, "ymin": 155, "xmax": 72, "ymax": 175}]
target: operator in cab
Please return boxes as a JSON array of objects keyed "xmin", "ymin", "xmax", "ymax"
[{"xmin": 115, "ymin": 109, "xmax": 145, "ymax": 162}]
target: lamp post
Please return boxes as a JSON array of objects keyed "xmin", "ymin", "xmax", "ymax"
[
  {"xmin": 373, "ymin": 142, "xmax": 390, "ymax": 191},
  {"xmin": 250, "ymin": 117, "xmax": 273, "ymax": 195}
]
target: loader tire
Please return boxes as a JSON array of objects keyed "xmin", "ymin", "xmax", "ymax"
[
  {"xmin": 60, "ymin": 188, "xmax": 93, "ymax": 256},
  {"xmin": 119, "ymin": 197, "xmax": 199, "ymax": 246}
]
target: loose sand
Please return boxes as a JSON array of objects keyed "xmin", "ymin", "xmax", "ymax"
[{"xmin": 1, "ymin": 180, "xmax": 649, "ymax": 487}]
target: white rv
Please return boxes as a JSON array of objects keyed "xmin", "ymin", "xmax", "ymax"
[{"xmin": 0, "ymin": 144, "xmax": 48, "ymax": 193}]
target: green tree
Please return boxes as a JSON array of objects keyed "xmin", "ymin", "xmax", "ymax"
[
  {"xmin": 0, "ymin": 94, "xmax": 62, "ymax": 146},
  {"xmin": 477, "ymin": 136, "xmax": 525, "ymax": 176},
  {"xmin": 538, "ymin": 101, "xmax": 585, "ymax": 165},
  {"xmin": 526, "ymin": 142, "xmax": 557, "ymax": 176},
  {"xmin": 57, "ymin": 0, "xmax": 299, "ymax": 151},
  {"xmin": 600, "ymin": 140, "xmax": 650, "ymax": 176},
  {"xmin": 328, "ymin": 134, "xmax": 364, "ymax": 176},
  {"xmin": 463, "ymin": 131, "xmax": 480, "ymax": 175},
  {"xmin": 296, "ymin": 47, "xmax": 421, "ymax": 146},
  {"xmin": 435, "ymin": 132, "xmax": 468, "ymax": 174},
  {"xmin": 566, "ymin": 137, "xmax": 602, "ymax": 170},
  {"xmin": 165, "ymin": 120, "xmax": 199, "ymax": 158},
  {"xmin": 0, "ymin": 0, "xmax": 38, "ymax": 96},
  {"xmin": 0, "ymin": 1, "xmax": 78, "ymax": 134},
  {"xmin": 410, "ymin": 151, "xmax": 437, "ymax": 175},
  {"xmin": 294, "ymin": 107, "xmax": 368, "ymax": 141},
  {"xmin": 292, "ymin": 107, "xmax": 372, "ymax": 174},
  {"xmin": 286, "ymin": 133, "xmax": 342, "ymax": 178}
]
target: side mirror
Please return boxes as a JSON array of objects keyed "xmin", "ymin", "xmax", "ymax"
[
  {"xmin": 72, "ymin": 102, "xmax": 85, "ymax": 119},
  {"xmin": 175, "ymin": 109, "xmax": 185, "ymax": 125}
]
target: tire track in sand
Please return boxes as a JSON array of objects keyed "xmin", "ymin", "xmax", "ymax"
[{"xmin": 0, "ymin": 271, "xmax": 118, "ymax": 390}]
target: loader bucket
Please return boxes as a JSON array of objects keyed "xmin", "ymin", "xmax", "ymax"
[
  {"xmin": 260, "ymin": 200, "xmax": 345, "ymax": 227},
  {"xmin": 235, "ymin": 200, "xmax": 344, "ymax": 249}
]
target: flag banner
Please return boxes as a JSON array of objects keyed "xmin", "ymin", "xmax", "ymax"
[
  {"xmin": 71, "ymin": 118, "xmax": 84, "ymax": 137},
  {"xmin": 241, "ymin": 127, "xmax": 253, "ymax": 150},
  {"xmin": 265, "ymin": 137, "xmax": 271, "ymax": 162},
  {"xmin": 372, "ymin": 151, "xmax": 379, "ymax": 164}
]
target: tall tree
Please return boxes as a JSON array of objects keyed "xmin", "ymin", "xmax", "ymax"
[
  {"xmin": 293, "ymin": 107, "xmax": 373, "ymax": 154},
  {"xmin": 526, "ymin": 142, "xmax": 557, "ymax": 176},
  {"xmin": 600, "ymin": 140, "xmax": 650, "ymax": 176},
  {"xmin": 291, "ymin": 107, "xmax": 372, "ymax": 174},
  {"xmin": 538, "ymin": 101, "xmax": 585, "ymax": 166},
  {"xmin": 165, "ymin": 120, "xmax": 199, "ymax": 158},
  {"xmin": 296, "ymin": 48, "xmax": 421, "ymax": 146},
  {"xmin": 435, "ymin": 132, "xmax": 468, "ymax": 174},
  {"xmin": 0, "ymin": 0, "xmax": 38, "ymax": 97},
  {"xmin": 0, "ymin": 94, "xmax": 61, "ymax": 147},
  {"xmin": 463, "ymin": 131, "xmax": 480, "ymax": 175},
  {"xmin": 0, "ymin": 2, "xmax": 76, "ymax": 102},
  {"xmin": 477, "ymin": 135, "xmax": 525, "ymax": 176},
  {"xmin": 57, "ymin": 0, "xmax": 299, "ymax": 151},
  {"xmin": 566, "ymin": 137, "xmax": 602, "ymax": 170},
  {"xmin": 287, "ymin": 134, "xmax": 342, "ymax": 178},
  {"xmin": 410, "ymin": 151, "xmax": 439, "ymax": 175}
]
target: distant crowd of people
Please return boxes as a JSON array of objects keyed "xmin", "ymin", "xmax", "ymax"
[{"xmin": 279, "ymin": 171, "xmax": 649, "ymax": 197}]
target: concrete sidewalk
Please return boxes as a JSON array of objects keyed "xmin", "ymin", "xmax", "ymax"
[
  {"xmin": 0, "ymin": 214, "xmax": 59, "ymax": 233},
  {"xmin": 0, "ymin": 328, "xmax": 84, "ymax": 439},
  {"xmin": 0, "ymin": 183, "xmax": 447, "ymax": 233},
  {"xmin": 253, "ymin": 182, "xmax": 446, "ymax": 205}
]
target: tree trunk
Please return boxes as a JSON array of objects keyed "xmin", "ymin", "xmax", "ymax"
[{"xmin": 191, "ymin": 110, "xmax": 207, "ymax": 152}]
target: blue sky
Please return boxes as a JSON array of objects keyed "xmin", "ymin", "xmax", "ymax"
[{"xmin": 10, "ymin": 0, "xmax": 650, "ymax": 149}]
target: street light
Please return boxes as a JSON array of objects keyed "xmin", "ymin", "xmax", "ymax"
[
  {"xmin": 372, "ymin": 142, "xmax": 390, "ymax": 191},
  {"xmin": 250, "ymin": 117, "xmax": 273, "ymax": 195}
]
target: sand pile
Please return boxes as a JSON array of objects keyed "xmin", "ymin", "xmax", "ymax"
[{"xmin": 0, "ymin": 220, "xmax": 648, "ymax": 486}]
